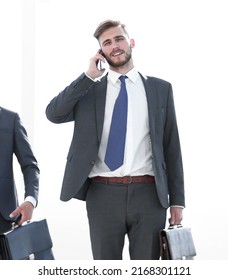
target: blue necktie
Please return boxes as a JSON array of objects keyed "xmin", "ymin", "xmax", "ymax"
[{"xmin": 104, "ymin": 76, "xmax": 128, "ymax": 171}]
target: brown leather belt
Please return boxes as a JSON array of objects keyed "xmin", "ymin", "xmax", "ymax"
[{"xmin": 92, "ymin": 175, "xmax": 155, "ymax": 184}]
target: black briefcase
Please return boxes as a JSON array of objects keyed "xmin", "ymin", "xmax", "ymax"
[
  {"xmin": 0, "ymin": 219, "xmax": 54, "ymax": 260},
  {"xmin": 160, "ymin": 225, "xmax": 197, "ymax": 260}
]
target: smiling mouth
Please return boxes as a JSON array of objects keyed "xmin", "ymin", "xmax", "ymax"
[{"xmin": 111, "ymin": 50, "xmax": 124, "ymax": 57}]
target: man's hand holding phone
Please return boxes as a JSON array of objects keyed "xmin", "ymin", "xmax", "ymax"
[{"xmin": 86, "ymin": 49, "xmax": 106, "ymax": 80}]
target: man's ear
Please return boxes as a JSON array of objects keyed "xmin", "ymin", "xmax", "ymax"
[{"xmin": 130, "ymin": 38, "xmax": 135, "ymax": 48}]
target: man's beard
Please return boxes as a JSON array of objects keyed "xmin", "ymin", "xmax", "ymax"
[{"xmin": 106, "ymin": 47, "xmax": 132, "ymax": 68}]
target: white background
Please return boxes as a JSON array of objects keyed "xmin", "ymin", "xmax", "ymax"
[{"xmin": 1, "ymin": 0, "xmax": 228, "ymax": 260}]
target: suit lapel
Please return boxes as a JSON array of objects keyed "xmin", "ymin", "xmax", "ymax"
[
  {"xmin": 94, "ymin": 76, "xmax": 108, "ymax": 143},
  {"xmin": 139, "ymin": 73, "xmax": 156, "ymax": 141}
]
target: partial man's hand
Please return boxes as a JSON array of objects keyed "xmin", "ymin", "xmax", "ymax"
[
  {"xmin": 86, "ymin": 49, "xmax": 106, "ymax": 79},
  {"xmin": 9, "ymin": 201, "xmax": 34, "ymax": 226},
  {"xmin": 169, "ymin": 206, "xmax": 183, "ymax": 225}
]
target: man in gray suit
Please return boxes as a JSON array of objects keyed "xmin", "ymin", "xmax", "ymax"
[
  {"xmin": 0, "ymin": 107, "xmax": 39, "ymax": 236},
  {"xmin": 46, "ymin": 19, "xmax": 185, "ymax": 260}
]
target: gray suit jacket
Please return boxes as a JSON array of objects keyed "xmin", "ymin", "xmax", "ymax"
[
  {"xmin": 46, "ymin": 72, "xmax": 185, "ymax": 208},
  {"xmin": 0, "ymin": 107, "xmax": 39, "ymax": 221}
]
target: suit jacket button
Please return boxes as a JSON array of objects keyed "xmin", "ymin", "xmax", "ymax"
[{"xmin": 90, "ymin": 160, "xmax": 95, "ymax": 165}]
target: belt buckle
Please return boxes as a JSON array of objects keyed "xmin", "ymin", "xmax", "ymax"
[{"xmin": 125, "ymin": 176, "xmax": 132, "ymax": 184}]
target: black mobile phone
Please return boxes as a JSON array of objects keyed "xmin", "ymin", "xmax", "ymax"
[
  {"xmin": 97, "ymin": 50, "xmax": 105, "ymax": 70},
  {"xmin": 97, "ymin": 60, "xmax": 102, "ymax": 71}
]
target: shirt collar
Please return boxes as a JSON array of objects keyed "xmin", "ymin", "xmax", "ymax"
[{"xmin": 108, "ymin": 67, "xmax": 139, "ymax": 85}]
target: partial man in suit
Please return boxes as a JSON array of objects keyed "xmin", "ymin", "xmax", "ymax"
[
  {"xmin": 0, "ymin": 107, "xmax": 39, "ymax": 236},
  {"xmin": 46, "ymin": 19, "xmax": 185, "ymax": 260}
]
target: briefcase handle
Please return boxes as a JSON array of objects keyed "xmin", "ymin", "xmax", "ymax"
[
  {"xmin": 12, "ymin": 214, "xmax": 30, "ymax": 229},
  {"xmin": 168, "ymin": 224, "xmax": 182, "ymax": 229}
]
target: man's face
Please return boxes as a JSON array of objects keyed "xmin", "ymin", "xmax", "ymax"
[{"xmin": 99, "ymin": 26, "xmax": 134, "ymax": 68}]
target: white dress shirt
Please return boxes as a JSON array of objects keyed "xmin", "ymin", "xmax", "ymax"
[{"xmin": 89, "ymin": 68, "xmax": 154, "ymax": 178}]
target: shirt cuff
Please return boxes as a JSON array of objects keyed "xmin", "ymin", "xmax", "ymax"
[
  {"xmin": 25, "ymin": 196, "xmax": 37, "ymax": 208},
  {"xmin": 85, "ymin": 72, "xmax": 101, "ymax": 82},
  {"xmin": 85, "ymin": 72, "xmax": 95, "ymax": 81},
  {"xmin": 170, "ymin": 205, "xmax": 185, "ymax": 209}
]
